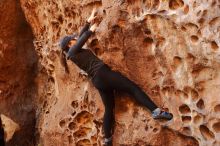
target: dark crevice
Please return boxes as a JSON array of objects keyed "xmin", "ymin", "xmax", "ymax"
[{"xmin": 0, "ymin": 0, "xmax": 38, "ymax": 145}]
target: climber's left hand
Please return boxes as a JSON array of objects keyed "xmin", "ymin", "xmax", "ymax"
[{"xmin": 90, "ymin": 23, "xmax": 98, "ymax": 32}]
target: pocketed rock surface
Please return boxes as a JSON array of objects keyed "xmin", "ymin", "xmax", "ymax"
[{"xmin": 1, "ymin": 0, "xmax": 220, "ymax": 145}]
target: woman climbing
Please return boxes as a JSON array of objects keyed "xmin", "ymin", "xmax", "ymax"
[{"xmin": 59, "ymin": 9, "xmax": 173, "ymax": 146}]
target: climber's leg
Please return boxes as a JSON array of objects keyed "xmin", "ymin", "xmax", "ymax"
[
  {"xmin": 97, "ymin": 89, "xmax": 115, "ymax": 145},
  {"xmin": 107, "ymin": 70, "xmax": 173, "ymax": 120},
  {"xmin": 98, "ymin": 66, "xmax": 157, "ymax": 111},
  {"xmin": 93, "ymin": 65, "xmax": 173, "ymax": 120}
]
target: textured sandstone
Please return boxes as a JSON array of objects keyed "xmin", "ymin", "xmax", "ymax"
[
  {"xmin": 0, "ymin": 0, "xmax": 37, "ymax": 145},
  {"xmin": 1, "ymin": 0, "xmax": 220, "ymax": 145},
  {"xmin": 20, "ymin": 0, "xmax": 220, "ymax": 145}
]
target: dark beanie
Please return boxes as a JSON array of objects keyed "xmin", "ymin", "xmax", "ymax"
[{"xmin": 59, "ymin": 33, "xmax": 78, "ymax": 51}]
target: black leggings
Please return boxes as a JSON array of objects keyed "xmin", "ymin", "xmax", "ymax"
[{"xmin": 92, "ymin": 65, "xmax": 158, "ymax": 138}]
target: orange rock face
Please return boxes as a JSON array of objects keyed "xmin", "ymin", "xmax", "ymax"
[
  {"xmin": 0, "ymin": 0, "xmax": 37, "ymax": 145},
  {"xmin": 1, "ymin": 0, "xmax": 220, "ymax": 145}
]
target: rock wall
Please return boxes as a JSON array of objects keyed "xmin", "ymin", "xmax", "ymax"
[
  {"xmin": 0, "ymin": 0, "xmax": 38, "ymax": 145},
  {"xmin": 17, "ymin": 0, "xmax": 220, "ymax": 145}
]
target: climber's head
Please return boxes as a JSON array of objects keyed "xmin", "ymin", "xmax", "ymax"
[
  {"xmin": 68, "ymin": 39, "xmax": 77, "ymax": 48},
  {"xmin": 59, "ymin": 34, "xmax": 78, "ymax": 74},
  {"xmin": 59, "ymin": 34, "xmax": 78, "ymax": 53}
]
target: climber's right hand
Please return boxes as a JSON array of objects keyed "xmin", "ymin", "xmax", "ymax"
[{"xmin": 87, "ymin": 8, "xmax": 97, "ymax": 23}]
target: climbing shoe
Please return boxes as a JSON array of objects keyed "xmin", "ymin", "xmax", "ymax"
[
  {"xmin": 104, "ymin": 136, "xmax": 113, "ymax": 146},
  {"xmin": 152, "ymin": 108, "xmax": 173, "ymax": 120}
]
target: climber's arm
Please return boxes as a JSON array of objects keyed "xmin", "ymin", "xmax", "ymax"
[
  {"xmin": 79, "ymin": 8, "xmax": 97, "ymax": 37},
  {"xmin": 79, "ymin": 22, "xmax": 90, "ymax": 37},
  {"xmin": 67, "ymin": 31, "xmax": 92, "ymax": 58},
  {"xmin": 67, "ymin": 24, "xmax": 97, "ymax": 59}
]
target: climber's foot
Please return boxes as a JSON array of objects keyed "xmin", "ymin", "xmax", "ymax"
[
  {"xmin": 104, "ymin": 136, "xmax": 113, "ymax": 146},
  {"xmin": 152, "ymin": 108, "xmax": 173, "ymax": 120}
]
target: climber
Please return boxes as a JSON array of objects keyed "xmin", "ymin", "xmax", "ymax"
[
  {"xmin": 0, "ymin": 117, "xmax": 5, "ymax": 146},
  {"xmin": 59, "ymin": 8, "xmax": 173, "ymax": 146}
]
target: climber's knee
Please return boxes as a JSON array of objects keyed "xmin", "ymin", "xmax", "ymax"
[{"xmin": 128, "ymin": 85, "xmax": 142, "ymax": 98}]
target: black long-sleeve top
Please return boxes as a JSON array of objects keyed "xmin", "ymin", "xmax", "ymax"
[{"xmin": 67, "ymin": 22, "xmax": 104, "ymax": 78}]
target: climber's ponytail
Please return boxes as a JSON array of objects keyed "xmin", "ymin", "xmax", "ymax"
[
  {"xmin": 59, "ymin": 35, "xmax": 77, "ymax": 74},
  {"xmin": 59, "ymin": 50, "xmax": 69, "ymax": 74}
]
